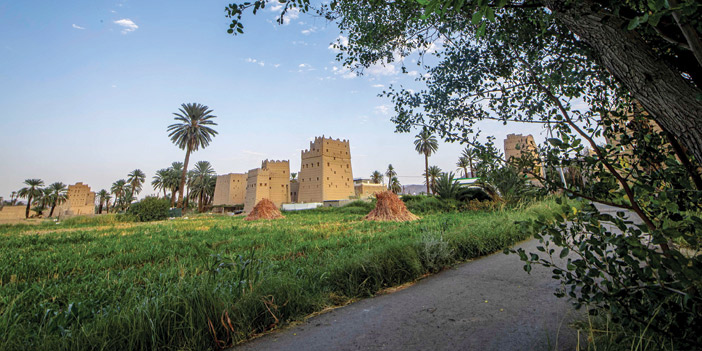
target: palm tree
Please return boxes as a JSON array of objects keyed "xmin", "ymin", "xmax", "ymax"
[
  {"xmin": 46, "ymin": 182, "xmax": 68, "ymax": 217},
  {"xmin": 110, "ymin": 179, "xmax": 127, "ymax": 212},
  {"xmin": 423, "ymin": 166, "xmax": 442, "ymax": 192},
  {"xmin": 152, "ymin": 169, "xmax": 170, "ymax": 198},
  {"xmin": 185, "ymin": 169, "xmax": 196, "ymax": 209},
  {"xmin": 190, "ymin": 161, "xmax": 216, "ymax": 212},
  {"xmin": 167, "ymin": 103, "xmax": 218, "ymax": 209},
  {"xmin": 164, "ymin": 162, "xmax": 183, "ymax": 207},
  {"xmin": 385, "ymin": 164, "xmax": 397, "ymax": 190},
  {"xmin": 461, "ymin": 146, "xmax": 477, "ymax": 178},
  {"xmin": 96, "ymin": 189, "xmax": 109, "ymax": 214},
  {"xmin": 390, "ymin": 176, "xmax": 402, "ymax": 194},
  {"xmin": 370, "ymin": 170, "xmax": 384, "ymax": 184},
  {"xmin": 457, "ymin": 156, "xmax": 470, "ymax": 178},
  {"xmin": 291, "ymin": 172, "xmax": 298, "ymax": 181},
  {"xmin": 18, "ymin": 179, "xmax": 44, "ymax": 218},
  {"xmin": 414, "ymin": 128, "xmax": 439, "ymax": 195},
  {"xmin": 127, "ymin": 169, "xmax": 146, "ymax": 198},
  {"xmin": 104, "ymin": 193, "xmax": 112, "ymax": 213},
  {"xmin": 10, "ymin": 191, "xmax": 17, "ymax": 205}
]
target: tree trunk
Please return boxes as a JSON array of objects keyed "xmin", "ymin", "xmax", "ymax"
[
  {"xmin": 25, "ymin": 195, "xmax": 32, "ymax": 218},
  {"xmin": 468, "ymin": 155, "xmax": 474, "ymax": 178},
  {"xmin": 50, "ymin": 198, "xmax": 57, "ymax": 217},
  {"xmin": 544, "ymin": 0, "xmax": 702, "ymax": 163},
  {"xmin": 98, "ymin": 202, "xmax": 103, "ymax": 214},
  {"xmin": 178, "ymin": 148, "xmax": 191, "ymax": 209},
  {"xmin": 425, "ymin": 153, "xmax": 430, "ymax": 195},
  {"xmin": 170, "ymin": 189, "xmax": 177, "ymax": 208},
  {"xmin": 106, "ymin": 200, "xmax": 110, "ymax": 213}
]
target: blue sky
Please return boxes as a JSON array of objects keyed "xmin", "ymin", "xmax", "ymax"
[{"xmin": 0, "ymin": 0, "xmax": 547, "ymax": 199}]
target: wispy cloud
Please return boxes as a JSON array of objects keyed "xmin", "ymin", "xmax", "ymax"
[
  {"xmin": 371, "ymin": 84, "xmax": 384, "ymax": 88},
  {"xmin": 246, "ymin": 58, "xmax": 266, "ymax": 67},
  {"xmin": 374, "ymin": 105, "xmax": 391, "ymax": 115},
  {"xmin": 114, "ymin": 18, "xmax": 138, "ymax": 34},
  {"xmin": 72, "ymin": 24, "xmax": 86, "ymax": 30}
]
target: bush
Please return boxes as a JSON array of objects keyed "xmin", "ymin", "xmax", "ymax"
[
  {"xmin": 127, "ymin": 197, "xmax": 170, "ymax": 222},
  {"xmin": 403, "ymin": 195, "xmax": 459, "ymax": 213}
]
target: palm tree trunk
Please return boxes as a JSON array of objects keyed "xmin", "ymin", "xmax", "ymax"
[
  {"xmin": 468, "ymin": 155, "xmax": 474, "ymax": 178},
  {"xmin": 50, "ymin": 198, "xmax": 57, "ymax": 217},
  {"xmin": 178, "ymin": 148, "xmax": 191, "ymax": 209},
  {"xmin": 424, "ymin": 153, "xmax": 430, "ymax": 195},
  {"xmin": 462, "ymin": 167, "xmax": 468, "ymax": 178},
  {"xmin": 106, "ymin": 200, "xmax": 110, "ymax": 213},
  {"xmin": 25, "ymin": 195, "xmax": 32, "ymax": 218},
  {"xmin": 98, "ymin": 201, "xmax": 104, "ymax": 214},
  {"xmin": 170, "ymin": 189, "xmax": 176, "ymax": 208}
]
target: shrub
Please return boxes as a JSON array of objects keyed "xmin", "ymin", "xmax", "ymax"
[
  {"xmin": 127, "ymin": 197, "xmax": 170, "ymax": 222},
  {"xmin": 402, "ymin": 195, "xmax": 459, "ymax": 213}
]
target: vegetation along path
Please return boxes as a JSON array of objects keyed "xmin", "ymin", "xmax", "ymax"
[{"xmin": 234, "ymin": 238, "xmax": 581, "ymax": 351}]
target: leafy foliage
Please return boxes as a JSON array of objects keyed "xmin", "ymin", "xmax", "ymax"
[{"xmin": 127, "ymin": 196, "xmax": 170, "ymax": 222}]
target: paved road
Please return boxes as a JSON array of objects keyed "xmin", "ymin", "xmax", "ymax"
[{"xmin": 233, "ymin": 238, "xmax": 582, "ymax": 351}]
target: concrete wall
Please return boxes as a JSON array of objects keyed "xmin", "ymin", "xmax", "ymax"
[
  {"xmin": 213, "ymin": 173, "xmax": 246, "ymax": 206},
  {"xmin": 298, "ymin": 136, "xmax": 354, "ymax": 203},
  {"xmin": 243, "ymin": 160, "xmax": 291, "ymax": 213}
]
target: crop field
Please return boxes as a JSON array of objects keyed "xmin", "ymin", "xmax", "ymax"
[{"xmin": 0, "ymin": 200, "xmax": 566, "ymax": 350}]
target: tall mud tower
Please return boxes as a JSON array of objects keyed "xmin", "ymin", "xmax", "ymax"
[
  {"xmin": 244, "ymin": 160, "xmax": 291, "ymax": 213},
  {"xmin": 298, "ymin": 136, "xmax": 354, "ymax": 203}
]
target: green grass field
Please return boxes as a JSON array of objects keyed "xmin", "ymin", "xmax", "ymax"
[{"xmin": 0, "ymin": 200, "xmax": 566, "ymax": 350}]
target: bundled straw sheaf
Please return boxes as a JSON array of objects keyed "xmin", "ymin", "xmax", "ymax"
[
  {"xmin": 364, "ymin": 191, "xmax": 419, "ymax": 222},
  {"xmin": 245, "ymin": 198, "xmax": 285, "ymax": 221}
]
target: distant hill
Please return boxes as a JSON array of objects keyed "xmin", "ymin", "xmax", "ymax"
[{"xmin": 400, "ymin": 184, "xmax": 426, "ymax": 195}]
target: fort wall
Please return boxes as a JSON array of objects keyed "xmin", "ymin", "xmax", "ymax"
[
  {"xmin": 243, "ymin": 160, "xmax": 290, "ymax": 213},
  {"xmin": 298, "ymin": 136, "xmax": 354, "ymax": 203},
  {"xmin": 213, "ymin": 173, "xmax": 246, "ymax": 206}
]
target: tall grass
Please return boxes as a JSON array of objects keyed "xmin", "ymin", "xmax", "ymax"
[{"xmin": 0, "ymin": 199, "xmax": 566, "ymax": 350}]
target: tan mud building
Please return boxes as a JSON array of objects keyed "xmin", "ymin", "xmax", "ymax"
[
  {"xmin": 0, "ymin": 205, "xmax": 39, "ymax": 223},
  {"xmin": 53, "ymin": 182, "xmax": 96, "ymax": 217},
  {"xmin": 212, "ymin": 173, "xmax": 246, "ymax": 206},
  {"xmin": 504, "ymin": 134, "xmax": 543, "ymax": 181},
  {"xmin": 244, "ymin": 160, "xmax": 291, "ymax": 213},
  {"xmin": 298, "ymin": 136, "xmax": 354, "ymax": 203},
  {"xmin": 353, "ymin": 179, "xmax": 385, "ymax": 199}
]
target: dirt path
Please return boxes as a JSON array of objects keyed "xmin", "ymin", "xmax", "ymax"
[{"xmin": 232, "ymin": 238, "xmax": 582, "ymax": 351}]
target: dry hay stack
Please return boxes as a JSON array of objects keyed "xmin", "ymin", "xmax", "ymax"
[
  {"xmin": 245, "ymin": 198, "xmax": 285, "ymax": 221},
  {"xmin": 364, "ymin": 191, "xmax": 419, "ymax": 222}
]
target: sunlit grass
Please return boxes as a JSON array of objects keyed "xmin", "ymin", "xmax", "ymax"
[{"xmin": 0, "ymin": 199, "xmax": 566, "ymax": 350}]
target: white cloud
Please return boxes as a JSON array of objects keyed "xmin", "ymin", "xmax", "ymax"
[
  {"xmin": 298, "ymin": 63, "xmax": 310, "ymax": 68},
  {"xmin": 246, "ymin": 58, "xmax": 266, "ymax": 67},
  {"xmin": 328, "ymin": 35, "xmax": 349, "ymax": 53},
  {"xmin": 281, "ymin": 8, "xmax": 300, "ymax": 25},
  {"xmin": 273, "ymin": 64, "xmax": 280, "ymax": 68},
  {"xmin": 371, "ymin": 84, "xmax": 384, "ymax": 88},
  {"xmin": 366, "ymin": 63, "xmax": 398, "ymax": 76},
  {"xmin": 408, "ymin": 70, "xmax": 419, "ymax": 77},
  {"xmin": 72, "ymin": 24, "xmax": 85, "ymax": 30},
  {"xmin": 301, "ymin": 29, "xmax": 311, "ymax": 35},
  {"xmin": 374, "ymin": 105, "xmax": 391, "ymax": 115},
  {"xmin": 331, "ymin": 65, "xmax": 356, "ymax": 79},
  {"xmin": 114, "ymin": 18, "xmax": 138, "ymax": 34}
]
